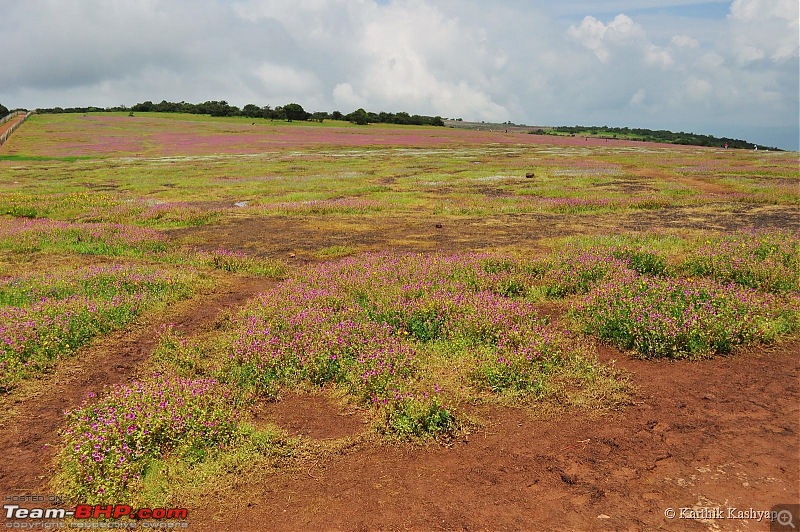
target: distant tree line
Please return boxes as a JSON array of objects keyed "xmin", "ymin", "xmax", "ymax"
[
  {"xmin": 34, "ymin": 100, "xmax": 445, "ymax": 127},
  {"xmin": 340, "ymin": 108, "xmax": 444, "ymax": 126},
  {"xmin": 543, "ymin": 125, "xmax": 779, "ymax": 151}
]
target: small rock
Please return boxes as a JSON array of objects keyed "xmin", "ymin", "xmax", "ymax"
[
  {"xmin": 597, "ymin": 514, "xmax": 611, "ymax": 520},
  {"xmin": 289, "ymin": 252, "xmax": 296, "ymax": 258},
  {"xmin": 525, "ymin": 172, "xmax": 535, "ymax": 178},
  {"xmin": 234, "ymin": 201, "xmax": 248, "ymax": 207},
  {"xmin": 435, "ymin": 223, "xmax": 443, "ymax": 228}
]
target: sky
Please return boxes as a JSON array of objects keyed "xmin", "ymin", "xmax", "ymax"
[{"xmin": 1, "ymin": 0, "xmax": 798, "ymax": 149}]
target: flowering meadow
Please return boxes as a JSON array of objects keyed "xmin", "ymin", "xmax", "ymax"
[
  {"xmin": 3, "ymin": 114, "xmax": 797, "ymax": 240},
  {"xmin": 0, "ymin": 112, "xmax": 797, "ymax": 510},
  {"xmin": 681, "ymin": 229, "xmax": 799, "ymax": 292},
  {"xmin": 0, "ymin": 265, "xmax": 196, "ymax": 390},
  {"xmin": 57, "ymin": 376, "xmax": 241, "ymax": 502},
  {"xmin": 226, "ymin": 252, "xmax": 614, "ymax": 436},
  {"xmin": 47, "ymin": 227, "xmax": 800, "ymax": 504}
]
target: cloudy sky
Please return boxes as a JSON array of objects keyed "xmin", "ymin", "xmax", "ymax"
[{"xmin": 1, "ymin": 0, "xmax": 798, "ymax": 149}]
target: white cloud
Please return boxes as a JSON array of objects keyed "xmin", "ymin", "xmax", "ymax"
[
  {"xmin": 670, "ymin": 35, "xmax": 699, "ymax": 48},
  {"xmin": 697, "ymin": 51, "xmax": 725, "ymax": 69},
  {"xmin": 568, "ymin": 14, "xmax": 646, "ymax": 63},
  {"xmin": 645, "ymin": 44, "xmax": 674, "ymax": 68},
  {"xmin": 729, "ymin": 0, "xmax": 799, "ymax": 63},
  {"xmin": 685, "ymin": 77, "xmax": 713, "ymax": 102},
  {"xmin": 332, "ymin": 83, "xmax": 360, "ymax": 109},
  {"xmin": 0, "ymin": 0, "xmax": 797, "ymax": 149},
  {"xmin": 630, "ymin": 89, "xmax": 647, "ymax": 105},
  {"xmin": 254, "ymin": 64, "xmax": 321, "ymax": 100}
]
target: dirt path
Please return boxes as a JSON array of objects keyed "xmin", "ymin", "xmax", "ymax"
[
  {"xmin": 0, "ymin": 113, "xmax": 28, "ymax": 142},
  {"xmin": 0, "ymin": 276, "xmax": 274, "ymax": 496},
  {"xmin": 192, "ymin": 340, "xmax": 799, "ymax": 531}
]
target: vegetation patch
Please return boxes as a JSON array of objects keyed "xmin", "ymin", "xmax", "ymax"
[
  {"xmin": 572, "ymin": 275, "xmax": 798, "ymax": 359},
  {"xmin": 191, "ymin": 248, "xmax": 287, "ymax": 278},
  {"xmin": 226, "ymin": 252, "xmax": 619, "ymax": 438},
  {"xmin": 0, "ymin": 217, "xmax": 166, "ymax": 256},
  {"xmin": 541, "ymin": 249, "xmax": 632, "ymax": 298},
  {"xmin": 56, "ymin": 376, "xmax": 242, "ymax": 503},
  {"xmin": 681, "ymin": 229, "xmax": 799, "ymax": 292},
  {"xmin": 261, "ymin": 198, "xmax": 383, "ymax": 216},
  {"xmin": 0, "ymin": 265, "xmax": 197, "ymax": 390}
]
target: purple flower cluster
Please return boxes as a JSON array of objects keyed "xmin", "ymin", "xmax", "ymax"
[
  {"xmin": 542, "ymin": 248, "xmax": 636, "ymax": 298},
  {"xmin": 59, "ymin": 376, "xmax": 240, "ymax": 502},
  {"xmin": 229, "ymin": 252, "xmax": 578, "ymax": 432},
  {"xmin": 682, "ymin": 229, "xmax": 799, "ymax": 292},
  {"xmin": 573, "ymin": 274, "xmax": 798, "ymax": 358},
  {"xmin": 0, "ymin": 266, "xmax": 192, "ymax": 390}
]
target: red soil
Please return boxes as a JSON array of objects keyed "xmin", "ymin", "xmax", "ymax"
[
  {"xmin": 0, "ymin": 114, "xmax": 27, "ymax": 140},
  {"xmin": 192, "ymin": 341, "xmax": 799, "ymax": 531}
]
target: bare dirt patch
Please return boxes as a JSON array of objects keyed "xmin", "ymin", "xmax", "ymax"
[
  {"xmin": 171, "ymin": 203, "xmax": 799, "ymax": 262},
  {"xmin": 253, "ymin": 392, "xmax": 368, "ymax": 440}
]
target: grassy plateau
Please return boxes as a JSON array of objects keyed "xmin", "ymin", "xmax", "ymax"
[{"xmin": 0, "ymin": 112, "xmax": 797, "ymax": 510}]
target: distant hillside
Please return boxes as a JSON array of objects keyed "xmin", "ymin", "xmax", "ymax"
[
  {"xmin": 545, "ymin": 125, "xmax": 779, "ymax": 151},
  {"xmin": 27, "ymin": 102, "xmax": 781, "ymax": 150},
  {"xmin": 443, "ymin": 119, "xmax": 780, "ymax": 151},
  {"xmin": 34, "ymin": 100, "xmax": 445, "ymax": 127}
]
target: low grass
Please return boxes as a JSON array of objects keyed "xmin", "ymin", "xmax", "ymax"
[{"xmin": 315, "ymin": 245, "xmax": 356, "ymax": 259}]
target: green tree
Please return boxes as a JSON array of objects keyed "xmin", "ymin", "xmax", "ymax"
[
  {"xmin": 242, "ymin": 104, "xmax": 262, "ymax": 118},
  {"xmin": 0, "ymin": 103, "xmax": 8, "ymax": 119},
  {"xmin": 347, "ymin": 108, "xmax": 369, "ymax": 125},
  {"xmin": 282, "ymin": 103, "xmax": 310, "ymax": 121},
  {"xmin": 131, "ymin": 100, "xmax": 154, "ymax": 112}
]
